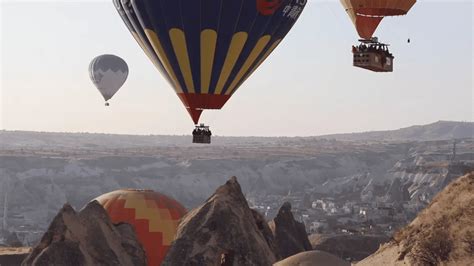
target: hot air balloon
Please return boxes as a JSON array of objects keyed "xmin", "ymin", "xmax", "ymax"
[
  {"xmin": 93, "ymin": 189, "xmax": 186, "ymax": 266},
  {"xmin": 89, "ymin": 54, "xmax": 129, "ymax": 106},
  {"xmin": 341, "ymin": 0, "xmax": 416, "ymax": 40},
  {"xmin": 113, "ymin": 0, "xmax": 307, "ymax": 141},
  {"xmin": 341, "ymin": 0, "xmax": 416, "ymax": 72}
]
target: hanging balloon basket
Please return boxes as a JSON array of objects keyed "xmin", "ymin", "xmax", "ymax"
[
  {"xmin": 352, "ymin": 39, "xmax": 394, "ymax": 72},
  {"xmin": 192, "ymin": 124, "xmax": 211, "ymax": 144}
]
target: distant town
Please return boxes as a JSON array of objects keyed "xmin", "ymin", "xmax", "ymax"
[{"xmin": 250, "ymin": 185, "xmax": 424, "ymax": 237}]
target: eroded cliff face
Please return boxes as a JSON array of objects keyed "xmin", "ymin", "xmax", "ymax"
[{"xmin": 384, "ymin": 141, "xmax": 473, "ymax": 204}]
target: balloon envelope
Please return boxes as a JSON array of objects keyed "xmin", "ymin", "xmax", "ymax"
[
  {"xmin": 89, "ymin": 54, "xmax": 129, "ymax": 101},
  {"xmin": 340, "ymin": 0, "xmax": 416, "ymax": 39},
  {"xmin": 94, "ymin": 189, "xmax": 186, "ymax": 266},
  {"xmin": 114, "ymin": 0, "xmax": 307, "ymax": 124}
]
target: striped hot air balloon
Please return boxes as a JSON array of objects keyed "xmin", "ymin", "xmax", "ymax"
[
  {"xmin": 94, "ymin": 189, "xmax": 186, "ymax": 266},
  {"xmin": 113, "ymin": 0, "xmax": 307, "ymax": 124},
  {"xmin": 340, "ymin": 0, "xmax": 416, "ymax": 39}
]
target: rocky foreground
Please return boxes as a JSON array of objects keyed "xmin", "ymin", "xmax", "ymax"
[
  {"xmin": 13, "ymin": 176, "xmax": 320, "ymax": 265},
  {"xmin": 5, "ymin": 172, "xmax": 473, "ymax": 265},
  {"xmin": 357, "ymin": 172, "xmax": 474, "ymax": 266},
  {"xmin": 162, "ymin": 176, "xmax": 278, "ymax": 265},
  {"xmin": 162, "ymin": 176, "xmax": 313, "ymax": 265}
]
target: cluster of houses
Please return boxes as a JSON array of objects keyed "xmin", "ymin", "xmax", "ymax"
[{"xmin": 249, "ymin": 190, "xmax": 426, "ymax": 237}]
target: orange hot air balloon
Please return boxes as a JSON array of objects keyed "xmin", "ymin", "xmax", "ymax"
[
  {"xmin": 93, "ymin": 189, "xmax": 186, "ymax": 266},
  {"xmin": 340, "ymin": 0, "xmax": 416, "ymax": 39}
]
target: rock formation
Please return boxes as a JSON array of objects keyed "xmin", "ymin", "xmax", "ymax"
[
  {"xmin": 251, "ymin": 209, "xmax": 280, "ymax": 259},
  {"xmin": 22, "ymin": 201, "xmax": 146, "ymax": 266},
  {"xmin": 162, "ymin": 176, "xmax": 278, "ymax": 266},
  {"xmin": 273, "ymin": 250, "xmax": 350, "ymax": 266},
  {"xmin": 269, "ymin": 202, "xmax": 312, "ymax": 259},
  {"xmin": 357, "ymin": 172, "xmax": 474, "ymax": 266}
]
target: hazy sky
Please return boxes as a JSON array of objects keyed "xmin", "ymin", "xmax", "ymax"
[{"xmin": 1, "ymin": 0, "xmax": 472, "ymax": 136}]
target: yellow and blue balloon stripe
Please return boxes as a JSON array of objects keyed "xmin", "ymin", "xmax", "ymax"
[{"xmin": 115, "ymin": 0, "xmax": 306, "ymax": 122}]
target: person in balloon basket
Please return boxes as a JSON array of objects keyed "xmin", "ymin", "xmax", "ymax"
[{"xmin": 193, "ymin": 128, "xmax": 212, "ymax": 136}]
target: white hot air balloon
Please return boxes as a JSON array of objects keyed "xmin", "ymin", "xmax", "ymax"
[{"xmin": 89, "ymin": 54, "xmax": 128, "ymax": 106}]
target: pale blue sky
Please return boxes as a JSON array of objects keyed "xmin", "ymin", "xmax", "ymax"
[{"xmin": 1, "ymin": 0, "xmax": 472, "ymax": 136}]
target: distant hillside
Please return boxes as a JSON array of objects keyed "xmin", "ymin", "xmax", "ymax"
[
  {"xmin": 318, "ymin": 121, "xmax": 473, "ymax": 141},
  {"xmin": 357, "ymin": 172, "xmax": 474, "ymax": 266}
]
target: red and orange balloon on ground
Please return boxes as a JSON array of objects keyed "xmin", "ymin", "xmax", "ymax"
[{"xmin": 94, "ymin": 189, "xmax": 186, "ymax": 266}]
